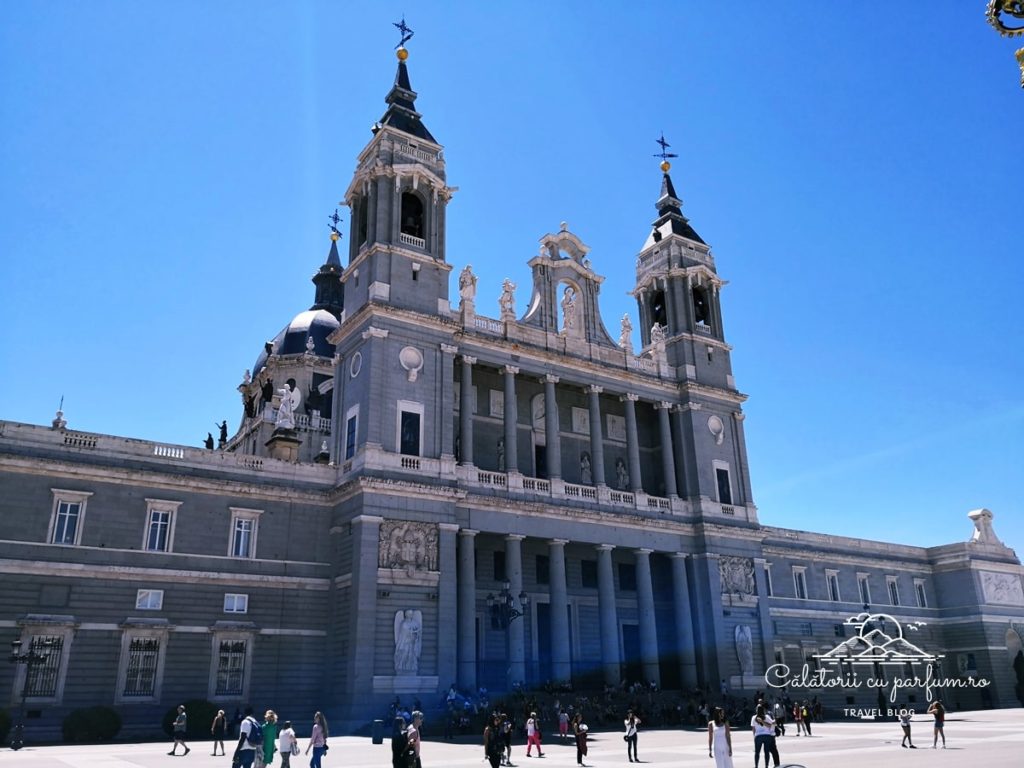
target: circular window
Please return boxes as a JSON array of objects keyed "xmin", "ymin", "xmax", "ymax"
[{"xmin": 349, "ymin": 351, "xmax": 363, "ymax": 378}]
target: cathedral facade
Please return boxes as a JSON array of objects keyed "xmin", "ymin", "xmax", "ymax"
[{"xmin": 2, "ymin": 46, "xmax": 1023, "ymax": 738}]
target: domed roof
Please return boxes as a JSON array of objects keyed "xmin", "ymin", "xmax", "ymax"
[{"xmin": 252, "ymin": 309, "xmax": 339, "ymax": 376}]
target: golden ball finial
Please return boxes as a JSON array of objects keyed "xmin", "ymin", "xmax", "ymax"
[
  {"xmin": 660, "ymin": 160, "xmax": 671, "ymax": 173},
  {"xmin": 330, "ymin": 231, "xmax": 340, "ymax": 242},
  {"xmin": 396, "ymin": 47, "xmax": 409, "ymax": 62}
]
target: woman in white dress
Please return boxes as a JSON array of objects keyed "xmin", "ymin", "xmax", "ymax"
[{"xmin": 707, "ymin": 707, "xmax": 734, "ymax": 768}]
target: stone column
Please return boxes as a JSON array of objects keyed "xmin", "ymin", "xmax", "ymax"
[
  {"xmin": 459, "ymin": 356, "xmax": 476, "ymax": 466},
  {"xmin": 457, "ymin": 529, "xmax": 479, "ymax": 691},
  {"xmin": 363, "ymin": 327, "xmax": 390, "ymax": 446},
  {"xmin": 504, "ymin": 365, "xmax": 520, "ymax": 474},
  {"xmin": 733, "ymin": 412, "xmax": 754, "ymax": 508},
  {"xmin": 587, "ymin": 386, "xmax": 606, "ymax": 486},
  {"xmin": 440, "ymin": 345, "xmax": 458, "ymax": 458},
  {"xmin": 622, "ymin": 394, "xmax": 643, "ymax": 493},
  {"xmin": 670, "ymin": 554, "xmax": 698, "ymax": 688},
  {"xmin": 348, "ymin": 515, "xmax": 382, "ymax": 707},
  {"xmin": 596, "ymin": 544, "xmax": 620, "ymax": 686},
  {"xmin": 635, "ymin": 549, "xmax": 660, "ymax": 686},
  {"xmin": 549, "ymin": 539, "xmax": 571, "ymax": 683},
  {"xmin": 506, "ymin": 534, "xmax": 526, "ymax": 686},
  {"xmin": 656, "ymin": 402, "xmax": 678, "ymax": 497},
  {"xmin": 437, "ymin": 523, "xmax": 459, "ymax": 687},
  {"xmin": 544, "ymin": 375, "xmax": 561, "ymax": 479}
]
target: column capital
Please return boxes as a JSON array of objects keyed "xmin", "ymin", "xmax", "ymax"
[
  {"xmin": 440, "ymin": 343, "xmax": 458, "ymax": 355},
  {"xmin": 621, "ymin": 393, "xmax": 640, "ymax": 403},
  {"xmin": 753, "ymin": 557, "xmax": 768, "ymax": 566},
  {"xmin": 438, "ymin": 522, "xmax": 461, "ymax": 532},
  {"xmin": 506, "ymin": 533, "xmax": 526, "ymax": 541},
  {"xmin": 351, "ymin": 514, "xmax": 385, "ymax": 525},
  {"xmin": 504, "ymin": 365, "xmax": 520, "ymax": 375},
  {"xmin": 549, "ymin": 538, "xmax": 569, "ymax": 547},
  {"xmin": 733, "ymin": 411, "xmax": 746, "ymax": 421},
  {"xmin": 361, "ymin": 326, "xmax": 390, "ymax": 340},
  {"xmin": 587, "ymin": 385, "xmax": 603, "ymax": 395},
  {"xmin": 461, "ymin": 355, "xmax": 477, "ymax": 365},
  {"xmin": 656, "ymin": 401, "xmax": 674, "ymax": 411},
  {"xmin": 679, "ymin": 402, "xmax": 703, "ymax": 411},
  {"xmin": 544, "ymin": 374, "xmax": 560, "ymax": 384},
  {"xmin": 458, "ymin": 528, "xmax": 479, "ymax": 538},
  {"xmin": 595, "ymin": 543, "xmax": 615, "ymax": 552},
  {"xmin": 635, "ymin": 547, "xmax": 654, "ymax": 556},
  {"xmin": 669, "ymin": 552, "xmax": 689, "ymax": 561}
]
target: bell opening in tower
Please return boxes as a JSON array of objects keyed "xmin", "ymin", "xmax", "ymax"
[
  {"xmin": 400, "ymin": 192, "xmax": 424, "ymax": 239},
  {"xmin": 692, "ymin": 286, "xmax": 709, "ymax": 325},
  {"xmin": 357, "ymin": 200, "xmax": 368, "ymax": 245},
  {"xmin": 650, "ymin": 290, "xmax": 667, "ymax": 328}
]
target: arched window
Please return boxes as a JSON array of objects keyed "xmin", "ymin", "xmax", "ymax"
[
  {"xmin": 400, "ymin": 192, "xmax": 424, "ymax": 239},
  {"xmin": 357, "ymin": 199, "xmax": 368, "ymax": 245},
  {"xmin": 692, "ymin": 286, "xmax": 709, "ymax": 325},
  {"xmin": 650, "ymin": 290, "xmax": 667, "ymax": 328}
]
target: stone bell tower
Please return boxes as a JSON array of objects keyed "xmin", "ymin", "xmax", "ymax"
[
  {"xmin": 632, "ymin": 139, "xmax": 756, "ymax": 521},
  {"xmin": 342, "ymin": 43, "xmax": 457, "ymax": 319}
]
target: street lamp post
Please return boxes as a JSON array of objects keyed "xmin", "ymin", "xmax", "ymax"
[
  {"xmin": 8, "ymin": 639, "xmax": 52, "ymax": 751},
  {"xmin": 486, "ymin": 582, "xmax": 529, "ymax": 689}
]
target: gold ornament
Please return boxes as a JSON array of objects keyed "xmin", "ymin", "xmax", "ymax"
[
  {"xmin": 396, "ymin": 47, "xmax": 409, "ymax": 62},
  {"xmin": 660, "ymin": 160, "xmax": 671, "ymax": 173}
]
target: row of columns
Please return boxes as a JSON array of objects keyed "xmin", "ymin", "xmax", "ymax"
[
  {"xmin": 456, "ymin": 531, "xmax": 698, "ymax": 692},
  {"xmin": 458, "ymin": 357, "xmax": 679, "ymax": 495}
]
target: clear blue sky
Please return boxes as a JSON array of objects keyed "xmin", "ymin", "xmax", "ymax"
[{"xmin": 2, "ymin": 3, "xmax": 1021, "ymax": 552}]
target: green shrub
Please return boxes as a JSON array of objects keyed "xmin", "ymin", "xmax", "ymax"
[
  {"xmin": 162, "ymin": 699, "xmax": 220, "ymax": 740},
  {"xmin": 62, "ymin": 706, "xmax": 122, "ymax": 743},
  {"xmin": 0, "ymin": 709, "xmax": 11, "ymax": 745}
]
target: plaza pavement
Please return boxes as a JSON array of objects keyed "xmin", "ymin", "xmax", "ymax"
[{"xmin": 2, "ymin": 709, "xmax": 1021, "ymax": 768}]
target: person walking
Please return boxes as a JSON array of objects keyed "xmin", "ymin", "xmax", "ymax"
[
  {"xmin": 233, "ymin": 707, "xmax": 262, "ymax": 768},
  {"xmin": 169, "ymin": 704, "xmax": 190, "ymax": 756},
  {"xmin": 558, "ymin": 709, "xmax": 569, "ymax": 741},
  {"xmin": 624, "ymin": 710, "xmax": 641, "ymax": 762},
  {"xmin": 525, "ymin": 711, "xmax": 544, "ymax": 757},
  {"xmin": 260, "ymin": 710, "xmax": 279, "ymax": 767},
  {"xmin": 898, "ymin": 708, "xmax": 916, "ymax": 749},
  {"xmin": 484, "ymin": 714, "xmax": 505, "ymax": 768},
  {"xmin": 800, "ymin": 702, "xmax": 812, "ymax": 736},
  {"xmin": 279, "ymin": 721, "xmax": 298, "ymax": 768},
  {"xmin": 771, "ymin": 701, "xmax": 785, "ymax": 736},
  {"xmin": 305, "ymin": 711, "xmax": 329, "ymax": 768},
  {"xmin": 407, "ymin": 711, "xmax": 423, "ymax": 768},
  {"xmin": 574, "ymin": 723, "xmax": 589, "ymax": 767},
  {"xmin": 393, "ymin": 716, "xmax": 411, "ymax": 768},
  {"xmin": 502, "ymin": 712, "xmax": 514, "ymax": 766},
  {"xmin": 707, "ymin": 707, "xmax": 733, "ymax": 768},
  {"xmin": 791, "ymin": 702, "xmax": 803, "ymax": 736},
  {"xmin": 211, "ymin": 709, "xmax": 227, "ymax": 756},
  {"xmin": 927, "ymin": 701, "xmax": 946, "ymax": 748}
]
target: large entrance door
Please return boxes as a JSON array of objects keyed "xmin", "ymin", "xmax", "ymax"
[{"xmin": 621, "ymin": 623, "xmax": 642, "ymax": 683}]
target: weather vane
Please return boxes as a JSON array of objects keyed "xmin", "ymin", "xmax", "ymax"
[
  {"xmin": 986, "ymin": 0, "xmax": 1024, "ymax": 87},
  {"xmin": 654, "ymin": 133, "xmax": 678, "ymax": 172},
  {"xmin": 393, "ymin": 16, "xmax": 414, "ymax": 49},
  {"xmin": 328, "ymin": 208, "xmax": 343, "ymax": 240}
]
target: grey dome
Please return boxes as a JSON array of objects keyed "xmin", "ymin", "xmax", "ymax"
[{"xmin": 252, "ymin": 309, "xmax": 339, "ymax": 376}]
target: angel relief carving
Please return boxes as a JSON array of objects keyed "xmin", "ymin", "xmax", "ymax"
[{"xmin": 379, "ymin": 521, "xmax": 439, "ymax": 575}]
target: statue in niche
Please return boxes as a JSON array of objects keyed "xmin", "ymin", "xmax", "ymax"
[
  {"xmin": 580, "ymin": 452, "xmax": 592, "ymax": 485},
  {"xmin": 719, "ymin": 556, "xmax": 756, "ymax": 596},
  {"xmin": 735, "ymin": 624, "xmax": 754, "ymax": 676},
  {"xmin": 561, "ymin": 286, "xmax": 578, "ymax": 332},
  {"xmin": 394, "ymin": 609, "xmax": 423, "ymax": 676},
  {"xmin": 497, "ymin": 438, "xmax": 505, "ymax": 471},
  {"xmin": 459, "ymin": 264, "xmax": 477, "ymax": 303},
  {"xmin": 650, "ymin": 322, "xmax": 667, "ymax": 345},
  {"xmin": 499, "ymin": 278, "xmax": 516, "ymax": 320},
  {"xmin": 379, "ymin": 521, "xmax": 439, "ymax": 575},
  {"xmin": 615, "ymin": 457, "xmax": 629, "ymax": 490},
  {"xmin": 619, "ymin": 315, "xmax": 634, "ymax": 354}
]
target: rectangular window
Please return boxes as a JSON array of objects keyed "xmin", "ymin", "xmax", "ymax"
[
  {"xmin": 223, "ymin": 594, "xmax": 249, "ymax": 614},
  {"xmin": 536, "ymin": 555, "xmax": 550, "ymax": 585},
  {"xmin": 764, "ymin": 564, "xmax": 774, "ymax": 597},
  {"xmin": 345, "ymin": 405, "xmax": 359, "ymax": 460},
  {"xmin": 793, "ymin": 567, "xmax": 808, "ymax": 600},
  {"xmin": 618, "ymin": 562, "xmax": 637, "ymax": 591},
  {"xmin": 715, "ymin": 467, "xmax": 732, "ymax": 505},
  {"xmin": 52, "ymin": 501, "xmax": 82, "ymax": 545},
  {"xmin": 24, "ymin": 635, "xmax": 64, "ymax": 698},
  {"xmin": 229, "ymin": 508, "xmax": 262, "ymax": 559},
  {"xmin": 397, "ymin": 400, "xmax": 424, "ymax": 457},
  {"xmin": 146, "ymin": 509, "xmax": 171, "ymax": 551},
  {"xmin": 493, "ymin": 551, "xmax": 506, "ymax": 582},
  {"xmin": 136, "ymin": 589, "xmax": 164, "ymax": 610},
  {"xmin": 826, "ymin": 570, "xmax": 841, "ymax": 602},
  {"xmin": 858, "ymin": 574, "xmax": 871, "ymax": 606},
  {"xmin": 914, "ymin": 579, "xmax": 928, "ymax": 608},
  {"xmin": 581, "ymin": 559, "xmax": 598, "ymax": 588},
  {"xmin": 122, "ymin": 637, "xmax": 161, "ymax": 697},
  {"xmin": 215, "ymin": 639, "xmax": 248, "ymax": 696},
  {"xmin": 887, "ymin": 576, "xmax": 900, "ymax": 606}
]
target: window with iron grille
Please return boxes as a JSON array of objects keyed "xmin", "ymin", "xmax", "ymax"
[
  {"xmin": 123, "ymin": 637, "xmax": 160, "ymax": 697},
  {"xmin": 215, "ymin": 640, "xmax": 247, "ymax": 696},
  {"xmin": 25, "ymin": 635, "xmax": 63, "ymax": 697}
]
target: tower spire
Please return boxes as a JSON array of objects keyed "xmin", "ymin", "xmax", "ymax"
[
  {"xmin": 649, "ymin": 134, "xmax": 703, "ymax": 244},
  {"xmin": 376, "ymin": 17, "xmax": 435, "ymax": 142},
  {"xmin": 311, "ymin": 209, "xmax": 344, "ymax": 316}
]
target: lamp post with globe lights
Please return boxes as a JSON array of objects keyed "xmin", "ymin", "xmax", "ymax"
[{"xmin": 7, "ymin": 639, "xmax": 53, "ymax": 751}]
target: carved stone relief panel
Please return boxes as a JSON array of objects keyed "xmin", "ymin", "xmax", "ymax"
[
  {"xmin": 719, "ymin": 556, "xmax": 756, "ymax": 595},
  {"xmin": 980, "ymin": 571, "xmax": 1024, "ymax": 605},
  {"xmin": 379, "ymin": 521, "xmax": 439, "ymax": 576}
]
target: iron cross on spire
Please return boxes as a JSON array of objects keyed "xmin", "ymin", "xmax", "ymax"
[
  {"xmin": 393, "ymin": 16, "xmax": 414, "ymax": 48},
  {"xmin": 653, "ymin": 133, "xmax": 678, "ymax": 162},
  {"xmin": 328, "ymin": 208, "xmax": 343, "ymax": 238}
]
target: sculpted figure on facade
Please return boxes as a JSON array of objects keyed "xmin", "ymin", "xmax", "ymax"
[
  {"xmin": 650, "ymin": 322, "xmax": 667, "ymax": 345},
  {"xmin": 735, "ymin": 624, "xmax": 754, "ymax": 676},
  {"xmin": 615, "ymin": 457, "xmax": 629, "ymax": 490},
  {"xmin": 619, "ymin": 314, "xmax": 634, "ymax": 355},
  {"xmin": 275, "ymin": 386, "xmax": 296, "ymax": 429},
  {"xmin": 968, "ymin": 508, "xmax": 1003, "ymax": 546},
  {"xmin": 580, "ymin": 452, "xmax": 592, "ymax": 485},
  {"xmin": 719, "ymin": 556, "xmax": 755, "ymax": 595},
  {"xmin": 499, "ymin": 278, "xmax": 516, "ymax": 320},
  {"xmin": 379, "ymin": 521, "xmax": 439, "ymax": 575},
  {"xmin": 393, "ymin": 609, "xmax": 423, "ymax": 675},
  {"xmin": 561, "ymin": 286, "xmax": 577, "ymax": 332},
  {"xmin": 981, "ymin": 571, "xmax": 1024, "ymax": 605},
  {"xmin": 458, "ymin": 264, "xmax": 477, "ymax": 303}
]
